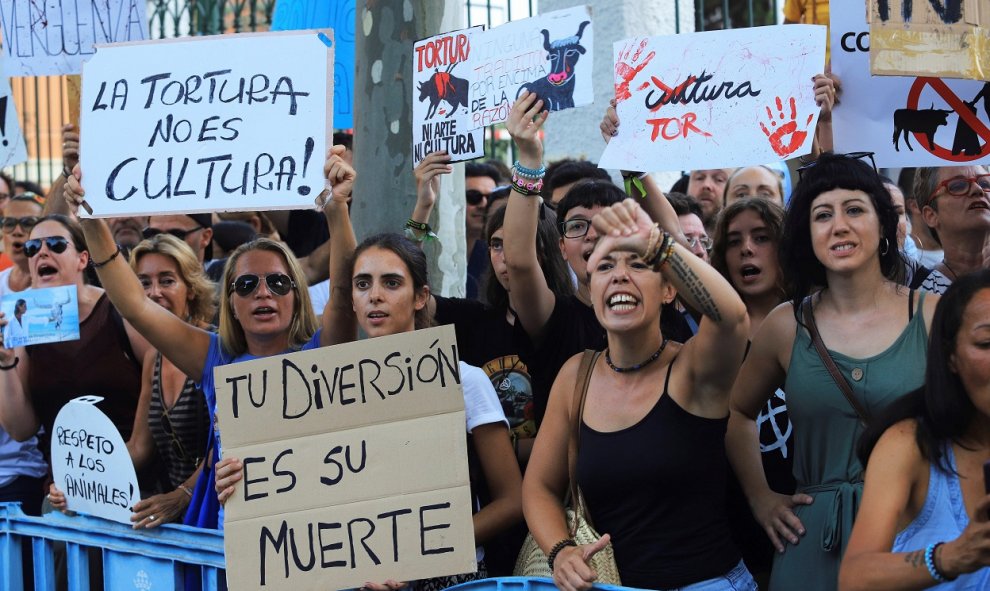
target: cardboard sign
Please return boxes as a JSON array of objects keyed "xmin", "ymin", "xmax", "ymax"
[
  {"xmin": 598, "ymin": 25, "xmax": 825, "ymax": 172},
  {"xmin": 50, "ymin": 396, "xmax": 140, "ymax": 524},
  {"xmin": 412, "ymin": 27, "xmax": 484, "ymax": 167},
  {"xmin": 832, "ymin": 0, "xmax": 990, "ymax": 167},
  {"xmin": 869, "ymin": 0, "xmax": 989, "ymax": 80},
  {"xmin": 469, "ymin": 5, "xmax": 594, "ymax": 128},
  {"xmin": 0, "ymin": 0, "xmax": 148, "ymax": 76},
  {"xmin": 216, "ymin": 326, "xmax": 476, "ymax": 591},
  {"xmin": 79, "ymin": 31, "xmax": 334, "ymax": 218},
  {"xmin": 0, "ymin": 56, "xmax": 27, "ymax": 168},
  {"xmin": 1, "ymin": 285, "xmax": 79, "ymax": 348},
  {"xmin": 271, "ymin": 0, "xmax": 355, "ymax": 129}
]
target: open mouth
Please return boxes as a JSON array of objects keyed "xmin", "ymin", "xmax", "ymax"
[
  {"xmin": 831, "ymin": 242, "xmax": 855, "ymax": 253},
  {"xmin": 607, "ymin": 293, "xmax": 639, "ymax": 311},
  {"xmin": 252, "ymin": 306, "xmax": 276, "ymax": 318},
  {"xmin": 968, "ymin": 201, "xmax": 989, "ymax": 211},
  {"xmin": 740, "ymin": 264, "xmax": 761, "ymax": 278},
  {"xmin": 36, "ymin": 263, "xmax": 57, "ymax": 278}
]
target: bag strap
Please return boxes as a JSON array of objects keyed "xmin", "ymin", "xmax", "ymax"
[
  {"xmin": 801, "ymin": 296, "xmax": 870, "ymax": 426},
  {"xmin": 567, "ymin": 349, "xmax": 600, "ymax": 536}
]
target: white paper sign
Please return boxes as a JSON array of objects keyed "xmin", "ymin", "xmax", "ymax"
[
  {"xmin": 412, "ymin": 27, "xmax": 484, "ymax": 167},
  {"xmin": 80, "ymin": 30, "xmax": 334, "ymax": 218},
  {"xmin": 469, "ymin": 6, "xmax": 594, "ymax": 128},
  {"xmin": 0, "ymin": 0, "xmax": 148, "ymax": 76},
  {"xmin": 599, "ymin": 25, "xmax": 825, "ymax": 172},
  {"xmin": 0, "ymin": 55, "xmax": 27, "ymax": 168},
  {"xmin": 51, "ymin": 396, "xmax": 140, "ymax": 525},
  {"xmin": 831, "ymin": 0, "xmax": 990, "ymax": 167}
]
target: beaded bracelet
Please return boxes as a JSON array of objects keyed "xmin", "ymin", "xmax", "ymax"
[
  {"xmin": 513, "ymin": 160, "xmax": 546, "ymax": 178},
  {"xmin": 547, "ymin": 538, "xmax": 577, "ymax": 572},
  {"xmin": 926, "ymin": 542, "xmax": 955, "ymax": 582},
  {"xmin": 641, "ymin": 224, "xmax": 662, "ymax": 262},
  {"xmin": 511, "ymin": 173, "xmax": 544, "ymax": 195}
]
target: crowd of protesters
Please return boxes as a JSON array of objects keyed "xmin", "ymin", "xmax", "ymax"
[{"xmin": 0, "ymin": 18, "xmax": 989, "ymax": 591}]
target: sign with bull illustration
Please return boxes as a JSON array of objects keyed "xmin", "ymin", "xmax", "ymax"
[
  {"xmin": 468, "ymin": 5, "xmax": 594, "ymax": 129},
  {"xmin": 831, "ymin": 0, "xmax": 990, "ymax": 167},
  {"xmin": 412, "ymin": 26, "xmax": 485, "ymax": 167}
]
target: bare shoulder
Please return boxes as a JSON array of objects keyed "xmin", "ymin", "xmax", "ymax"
[
  {"xmin": 918, "ymin": 290, "xmax": 940, "ymax": 331},
  {"xmin": 872, "ymin": 418, "xmax": 924, "ymax": 467}
]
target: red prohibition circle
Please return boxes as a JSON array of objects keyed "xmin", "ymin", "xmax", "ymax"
[{"xmin": 906, "ymin": 77, "xmax": 990, "ymax": 162}]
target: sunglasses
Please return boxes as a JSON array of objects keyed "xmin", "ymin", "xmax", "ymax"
[
  {"xmin": 796, "ymin": 151, "xmax": 877, "ymax": 179},
  {"xmin": 928, "ymin": 174, "xmax": 990, "ymax": 204},
  {"xmin": 160, "ymin": 410, "xmax": 190, "ymax": 462},
  {"xmin": 465, "ymin": 190, "xmax": 489, "ymax": 206},
  {"xmin": 1, "ymin": 216, "xmax": 40, "ymax": 233},
  {"xmin": 142, "ymin": 225, "xmax": 203, "ymax": 241},
  {"xmin": 230, "ymin": 273, "xmax": 295, "ymax": 297},
  {"xmin": 24, "ymin": 236, "xmax": 72, "ymax": 258}
]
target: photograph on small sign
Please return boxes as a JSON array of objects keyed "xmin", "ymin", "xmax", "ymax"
[{"xmin": 1, "ymin": 285, "xmax": 80, "ymax": 348}]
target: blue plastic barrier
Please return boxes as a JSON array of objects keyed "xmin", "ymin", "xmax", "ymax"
[
  {"xmin": 446, "ymin": 577, "xmax": 632, "ymax": 591},
  {"xmin": 0, "ymin": 503, "xmax": 224, "ymax": 591}
]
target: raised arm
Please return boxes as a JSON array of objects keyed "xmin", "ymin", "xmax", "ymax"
[
  {"xmin": 64, "ymin": 167, "xmax": 211, "ymax": 379},
  {"xmin": 320, "ymin": 145, "xmax": 358, "ymax": 346},
  {"xmin": 43, "ymin": 124, "xmax": 79, "ymax": 217},
  {"xmin": 503, "ymin": 92, "xmax": 556, "ymax": 341},
  {"xmin": 411, "ymin": 151, "xmax": 452, "ymax": 320}
]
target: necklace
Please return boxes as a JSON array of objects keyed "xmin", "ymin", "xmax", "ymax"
[{"xmin": 605, "ymin": 340, "xmax": 669, "ymax": 373}]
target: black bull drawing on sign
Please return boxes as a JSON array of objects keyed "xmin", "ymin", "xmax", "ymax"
[
  {"xmin": 418, "ymin": 64, "xmax": 469, "ymax": 119},
  {"xmin": 892, "ymin": 105, "xmax": 951, "ymax": 152},
  {"xmin": 517, "ymin": 21, "xmax": 591, "ymax": 112}
]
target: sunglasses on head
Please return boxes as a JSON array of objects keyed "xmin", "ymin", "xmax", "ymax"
[
  {"xmin": 24, "ymin": 236, "xmax": 71, "ymax": 258},
  {"xmin": 142, "ymin": 225, "xmax": 203, "ymax": 241},
  {"xmin": 1, "ymin": 216, "xmax": 40, "ymax": 233},
  {"xmin": 230, "ymin": 273, "xmax": 295, "ymax": 297},
  {"xmin": 796, "ymin": 151, "xmax": 877, "ymax": 179}
]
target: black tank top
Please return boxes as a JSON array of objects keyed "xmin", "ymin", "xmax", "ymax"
[{"xmin": 576, "ymin": 356, "xmax": 740, "ymax": 589}]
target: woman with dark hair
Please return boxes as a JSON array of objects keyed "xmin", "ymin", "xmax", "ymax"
[
  {"xmin": 839, "ymin": 270, "xmax": 990, "ymax": 589},
  {"xmin": 726, "ymin": 153, "xmax": 940, "ymax": 590}
]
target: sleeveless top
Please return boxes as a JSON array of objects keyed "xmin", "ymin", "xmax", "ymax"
[
  {"xmin": 27, "ymin": 292, "xmax": 142, "ymax": 452},
  {"xmin": 577, "ymin": 356, "xmax": 740, "ymax": 589},
  {"xmin": 770, "ymin": 292, "xmax": 929, "ymax": 591},
  {"xmin": 891, "ymin": 445, "xmax": 990, "ymax": 590},
  {"xmin": 148, "ymin": 351, "xmax": 210, "ymax": 489}
]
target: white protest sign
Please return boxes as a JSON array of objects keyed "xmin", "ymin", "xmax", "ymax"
[
  {"xmin": 598, "ymin": 25, "xmax": 825, "ymax": 172},
  {"xmin": 80, "ymin": 30, "xmax": 333, "ymax": 218},
  {"xmin": 412, "ymin": 26, "xmax": 484, "ymax": 167},
  {"xmin": 469, "ymin": 5, "xmax": 593, "ymax": 128},
  {"xmin": 0, "ymin": 0, "xmax": 148, "ymax": 76},
  {"xmin": 51, "ymin": 396, "xmax": 140, "ymax": 525},
  {"xmin": 0, "ymin": 55, "xmax": 26, "ymax": 168},
  {"xmin": 1, "ymin": 285, "xmax": 80, "ymax": 347},
  {"xmin": 216, "ymin": 326, "xmax": 476, "ymax": 591},
  {"xmin": 831, "ymin": 0, "xmax": 990, "ymax": 167}
]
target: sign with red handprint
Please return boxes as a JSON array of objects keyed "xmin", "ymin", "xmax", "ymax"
[{"xmin": 599, "ymin": 25, "xmax": 825, "ymax": 172}]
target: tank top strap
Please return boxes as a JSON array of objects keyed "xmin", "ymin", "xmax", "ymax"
[
  {"xmin": 662, "ymin": 353, "xmax": 678, "ymax": 397},
  {"xmin": 908, "ymin": 289, "xmax": 915, "ymax": 320}
]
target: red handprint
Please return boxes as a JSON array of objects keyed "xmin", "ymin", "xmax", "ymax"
[
  {"xmin": 615, "ymin": 39, "xmax": 655, "ymax": 103},
  {"xmin": 759, "ymin": 96, "xmax": 814, "ymax": 158}
]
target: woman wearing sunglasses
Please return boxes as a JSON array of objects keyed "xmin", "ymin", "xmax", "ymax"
[
  {"xmin": 58, "ymin": 146, "xmax": 358, "ymax": 530},
  {"xmin": 0, "ymin": 215, "xmax": 153, "ymax": 489},
  {"xmin": 0, "ymin": 194, "xmax": 44, "ymax": 298},
  {"xmin": 726, "ymin": 153, "xmax": 940, "ymax": 590}
]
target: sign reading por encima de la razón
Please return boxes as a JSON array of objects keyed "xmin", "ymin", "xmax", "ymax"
[{"xmin": 215, "ymin": 326, "xmax": 477, "ymax": 591}]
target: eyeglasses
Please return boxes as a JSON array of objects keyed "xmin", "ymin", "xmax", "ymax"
[
  {"xmin": 24, "ymin": 236, "xmax": 72, "ymax": 258},
  {"xmin": 928, "ymin": 174, "xmax": 990, "ymax": 203},
  {"xmin": 560, "ymin": 218, "xmax": 592, "ymax": 239},
  {"xmin": 796, "ymin": 151, "xmax": 878, "ymax": 179},
  {"xmin": 142, "ymin": 225, "xmax": 203, "ymax": 241},
  {"xmin": 1, "ymin": 216, "xmax": 40, "ymax": 233},
  {"xmin": 466, "ymin": 190, "xmax": 489, "ymax": 206},
  {"xmin": 230, "ymin": 273, "xmax": 295, "ymax": 297},
  {"xmin": 686, "ymin": 235, "xmax": 713, "ymax": 251},
  {"xmin": 488, "ymin": 237, "xmax": 504, "ymax": 252}
]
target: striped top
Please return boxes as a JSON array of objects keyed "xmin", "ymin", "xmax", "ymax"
[
  {"xmin": 920, "ymin": 269, "xmax": 952, "ymax": 295},
  {"xmin": 148, "ymin": 352, "xmax": 210, "ymax": 489}
]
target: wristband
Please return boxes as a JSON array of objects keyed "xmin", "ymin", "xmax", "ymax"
[
  {"xmin": 404, "ymin": 221, "xmax": 438, "ymax": 243},
  {"xmin": 177, "ymin": 485, "xmax": 193, "ymax": 498},
  {"xmin": 405, "ymin": 219, "xmax": 430, "ymax": 232},
  {"xmin": 90, "ymin": 244, "xmax": 122, "ymax": 269},
  {"xmin": 0, "ymin": 357, "xmax": 19, "ymax": 371},
  {"xmin": 547, "ymin": 538, "xmax": 577, "ymax": 572},
  {"xmin": 513, "ymin": 160, "xmax": 546, "ymax": 178}
]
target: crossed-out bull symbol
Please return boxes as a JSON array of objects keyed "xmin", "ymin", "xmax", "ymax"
[
  {"xmin": 418, "ymin": 63, "xmax": 469, "ymax": 119},
  {"xmin": 517, "ymin": 21, "xmax": 591, "ymax": 112}
]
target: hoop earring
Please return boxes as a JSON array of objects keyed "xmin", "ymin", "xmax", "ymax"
[{"xmin": 879, "ymin": 237, "xmax": 890, "ymax": 256}]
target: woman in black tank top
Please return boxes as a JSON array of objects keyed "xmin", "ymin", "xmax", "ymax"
[{"xmin": 523, "ymin": 198, "xmax": 753, "ymax": 591}]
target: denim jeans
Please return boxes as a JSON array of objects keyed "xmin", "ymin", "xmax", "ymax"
[{"xmin": 666, "ymin": 560, "xmax": 758, "ymax": 591}]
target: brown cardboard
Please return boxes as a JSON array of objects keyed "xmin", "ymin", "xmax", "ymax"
[
  {"xmin": 217, "ymin": 326, "xmax": 476, "ymax": 590},
  {"xmin": 869, "ymin": 0, "xmax": 990, "ymax": 80}
]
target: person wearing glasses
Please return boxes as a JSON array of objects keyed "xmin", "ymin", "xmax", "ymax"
[
  {"xmin": 910, "ymin": 166, "xmax": 990, "ymax": 295},
  {"xmin": 466, "ymin": 162, "xmax": 504, "ymax": 300},
  {"xmin": 0, "ymin": 194, "xmax": 44, "ymax": 299},
  {"xmin": 144, "ymin": 214, "xmax": 222, "ymax": 281},
  {"xmin": 0, "ymin": 215, "xmax": 153, "ymax": 493},
  {"xmin": 726, "ymin": 152, "xmax": 939, "ymax": 591},
  {"xmin": 57, "ymin": 146, "xmax": 357, "ymax": 530}
]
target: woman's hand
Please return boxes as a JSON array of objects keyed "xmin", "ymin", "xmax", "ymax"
[
  {"xmin": 215, "ymin": 457, "xmax": 243, "ymax": 506},
  {"xmin": 63, "ymin": 164, "xmax": 85, "ymax": 217},
  {"xmin": 552, "ymin": 535, "xmax": 612, "ymax": 591},
  {"xmin": 131, "ymin": 489, "xmax": 190, "ymax": 529},
  {"xmin": 360, "ymin": 580, "xmax": 408, "ymax": 591},
  {"xmin": 62, "ymin": 124, "xmax": 80, "ymax": 172},
  {"xmin": 939, "ymin": 493, "xmax": 990, "ymax": 578},
  {"xmin": 599, "ymin": 98, "xmax": 619, "ymax": 143},
  {"xmin": 814, "ymin": 74, "xmax": 836, "ymax": 122},
  {"xmin": 47, "ymin": 483, "xmax": 68, "ymax": 513},
  {"xmin": 0, "ymin": 312, "xmax": 16, "ymax": 365},
  {"xmin": 751, "ymin": 489, "xmax": 813, "ymax": 553},
  {"xmin": 586, "ymin": 198, "xmax": 655, "ymax": 272},
  {"xmin": 505, "ymin": 90, "xmax": 547, "ymax": 166},
  {"xmin": 414, "ymin": 151, "xmax": 452, "ymax": 211},
  {"xmin": 318, "ymin": 144, "xmax": 357, "ymax": 209}
]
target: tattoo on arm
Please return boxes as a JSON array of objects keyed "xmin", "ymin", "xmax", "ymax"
[
  {"xmin": 904, "ymin": 550, "xmax": 925, "ymax": 569},
  {"xmin": 665, "ymin": 252, "xmax": 723, "ymax": 322}
]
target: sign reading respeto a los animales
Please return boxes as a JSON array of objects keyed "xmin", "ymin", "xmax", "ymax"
[
  {"xmin": 80, "ymin": 31, "xmax": 333, "ymax": 218},
  {"xmin": 469, "ymin": 5, "xmax": 594, "ymax": 128},
  {"xmin": 0, "ymin": 0, "xmax": 149, "ymax": 76},
  {"xmin": 215, "ymin": 326, "xmax": 476, "ymax": 591},
  {"xmin": 599, "ymin": 25, "xmax": 825, "ymax": 172}
]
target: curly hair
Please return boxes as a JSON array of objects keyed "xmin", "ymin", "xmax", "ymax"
[{"xmin": 129, "ymin": 234, "xmax": 216, "ymax": 325}]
